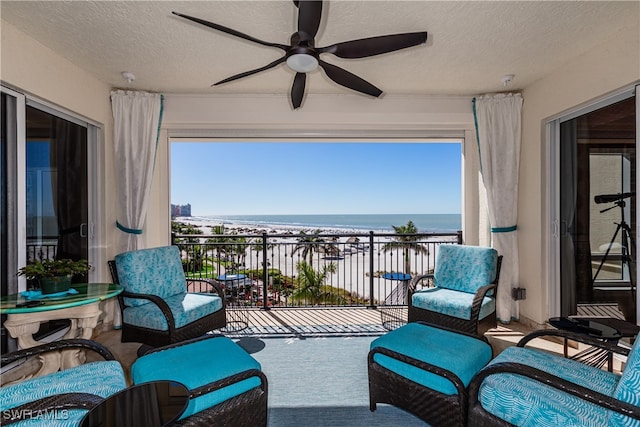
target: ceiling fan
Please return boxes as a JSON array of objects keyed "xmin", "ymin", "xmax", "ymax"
[{"xmin": 172, "ymin": 1, "xmax": 428, "ymax": 109}]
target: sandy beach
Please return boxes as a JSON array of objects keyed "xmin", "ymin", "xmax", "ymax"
[{"xmin": 174, "ymin": 216, "xmax": 455, "ymax": 304}]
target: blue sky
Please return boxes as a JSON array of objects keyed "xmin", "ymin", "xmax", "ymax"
[{"xmin": 171, "ymin": 142, "xmax": 461, "ymax": 215}]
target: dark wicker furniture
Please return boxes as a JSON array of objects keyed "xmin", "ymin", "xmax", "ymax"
[
  {"xmin": 368, "ymin": 322, "xmax": 492, "ymax": 427},
  {"xmin": 1, "ymin": 339, "xmax": 123, "ymax": 425},
  {"xmin": 467, "ymin": 329, "xmax": 640, "ymax": 426},
  {"xmin": 108, "ymin": 250, "xmax": 227, "ymax": 349},
  {"xmin": 408, "ymin": 246, "xmax": 503, "ymax": 337},
  {"xmin": 1, "ymin": 338, "xmax": 268, "ymax": 427},
  {"xmin": 133, "ymin": 335, "xmax": 269, "ymax": 427}
]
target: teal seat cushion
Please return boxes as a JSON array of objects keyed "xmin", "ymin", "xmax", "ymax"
[
  {"xmin": 478, "ymin": 346, "xmax": 622, "ymax": 427},
  {"xmin": 123, "ymin": 292, "xmax": 223, "ymax": 331},
  {"xmin": 115, "ymin": 245, "xmax": 187, "ymax": 307},
  {"xmin": 131, "ymin": 336, "xmax": 263, "ymax": 419},
  {"xmin": 0, "ymin": 361, "xmax": 126, "ymax": 427},
  {"xmin": 434, "ymin": 245, "xmax": 498, "ymax": 293},
  {"xmin": 611, "ymin": 337, "xmax": 640, "ymax": 426},
  {"xmin": 411, "ymin": 287, "xmax": 495, "ymax": 320},
  {"xmin": 370, "ymin": 322, "xmax": 492, "ymax": 395}
]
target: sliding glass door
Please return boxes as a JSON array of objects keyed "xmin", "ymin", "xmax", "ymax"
[
  {"xmin": 25, "ymin": 104, "xmax": 89, "ymax": 276},
  {"xmin": 1, "ymin": 86, "xmax": 96, "ymax": 293},
  {"xmin": 555, "ymin": 88, "xmax": 638, "ymax": 323}
]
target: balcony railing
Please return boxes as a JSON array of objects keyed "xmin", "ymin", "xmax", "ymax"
[{"xmin": 172, "ymin": 230, "xmax": 462, "ymax": 309}]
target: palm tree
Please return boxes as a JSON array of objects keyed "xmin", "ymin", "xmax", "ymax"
[
  {"xmin": 291, "ymin": 229, "xmax": 327, "ymax": 265},
  {"xmin": 291, "ymin": 261, "xmax": 345, "ymax": 305},
  {"xmin": 382, "ymin": 220, "xmax": 428, "ymax": 275}
]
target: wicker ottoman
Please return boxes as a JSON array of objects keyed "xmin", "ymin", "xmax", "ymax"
[
  {"xmin": 368, "ymin": 322, "xmax": 492, "ymax": 426},
  {"xmin": 131, "ymin": 334, "xmax": 268, "ymax": 427}
]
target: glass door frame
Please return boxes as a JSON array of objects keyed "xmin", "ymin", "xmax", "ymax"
[
  {"xmin": 1, "ymin": 86, "xmax": 26, "ymax": 295},
  {"xmin": 547, "ymin": 83, "xmax": 640, "ymax": 323},
  {"xmin": 1, "ymin": 85, "xmax": 104, "ymax": 292}
]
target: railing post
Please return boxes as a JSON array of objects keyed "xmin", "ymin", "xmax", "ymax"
[
  {"xmin": 457, "ymin": 230, "xmax": 463, "ymax": 244},
  {"xmin": 261, "ymin": 232, "xmax": 270, "ymax": 311},
  {"xmin": 368, "ymin": 231, "xmax": 375, "ymax": 309}
]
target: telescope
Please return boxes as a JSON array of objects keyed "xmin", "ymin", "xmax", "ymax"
[{"xmin": 594, "ymin": 192, "xmax": 635, "ymax": 204}]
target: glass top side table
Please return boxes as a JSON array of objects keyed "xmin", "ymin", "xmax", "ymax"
[{"xmin": 0, "ymin": 283, "xmax": 123, "ymax": 377}]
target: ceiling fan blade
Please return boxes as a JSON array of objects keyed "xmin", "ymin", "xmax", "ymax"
[
  {"xmin": 297, "ymin": 0, "xmax": 323, "ymax": 40},
  {"xmin": 213, "ymin": 57, "xmax": 287, "ymax": 86},
  {"xmin": 291, "ymin": 72, "xmax": 306, "ymax": 109},
  {"xmin": 173, "ymin": 12, "xmax": 288, "ymax": 50},
  {"xmin": 318, "ymin": 32, "xmax": 427, "ymax": 58},
  {"xmin": 318, "ymin": 60, "xmax": 382, "ymax": 98}
]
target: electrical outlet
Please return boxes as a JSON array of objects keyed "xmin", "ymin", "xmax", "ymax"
[{"xmin": 511, "ymin": 287, "xmax": 526, "ymax": 300}]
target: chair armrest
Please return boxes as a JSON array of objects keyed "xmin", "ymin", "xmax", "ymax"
[
  {"xmin": 469, "ymin": 283, "xmax": 498, "ymax": 321},
  {"xmin": 187, "ymin": 278, "xmax": 227, "ymax": 306},
  {"xmin": 408, "ymin": 274, "xmax": 434, "ymax": 293},
  {"xmin": 518, "ymin": 329, "xmax": 631, "ymax": 357},
  {"xmin": 368, "ymin": 345, "xmax": 468, "ymax": 397},
  {"xmin": 120, "ymin": 290, "xmax": 177, "ymax": 331},
  {"xmin": 1, "ymin": 338, "xmax": 115, "ymax": 366},
  {"xmin": 468, "ymin": 361, "xmax": 640, "ymax": 421}
]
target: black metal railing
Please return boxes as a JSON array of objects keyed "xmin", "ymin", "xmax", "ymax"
[{"xmin": 172, "ymin": 230, "xmax": 462, "ymax": 310}]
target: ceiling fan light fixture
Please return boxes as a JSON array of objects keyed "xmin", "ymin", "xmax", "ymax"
[{"xmin": 286, "ymin": 53, "xmax": 319, "ymax": 73}]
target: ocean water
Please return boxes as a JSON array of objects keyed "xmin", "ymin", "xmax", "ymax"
[{"xmin": 199, "ymin": 213, "xmax": 460, "ymax": 233}]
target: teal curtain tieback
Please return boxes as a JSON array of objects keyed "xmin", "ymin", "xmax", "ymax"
[
  {"xmin": 491, "ymin": 225, "xmax": 517, "ymax": 233},
  {"xmin": 116, "ymin": 221, "xmax": 143, "ymax": 235}
]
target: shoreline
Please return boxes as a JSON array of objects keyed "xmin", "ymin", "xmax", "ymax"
[
  {"xmin": 172, "ymin": 216, "xmax": 456, "ymax": 303},
  {"xmin": 174, "ymin": 216, "xmax": 459, "ymax": 241}
]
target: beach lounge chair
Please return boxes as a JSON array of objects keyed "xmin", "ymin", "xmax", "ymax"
[
  {"xmin": 111, "ymin": 245, "xmax": 226, "ymax": 349},
  {"xmin": 468, "ymin": 328, "xmax": 640, "ymax": 426},
  {"xmin": 408, "ymin": 244, "xmax": 502, "ymax": 336}
]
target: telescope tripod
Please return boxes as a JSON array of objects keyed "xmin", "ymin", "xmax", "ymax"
[{"xmin": 592, "ymin": 199, "xmax": 636, "ymax": 305}]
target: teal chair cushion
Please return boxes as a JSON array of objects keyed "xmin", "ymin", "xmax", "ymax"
[
  {"xmin": 370, "ymin": 322, "xmax": 492, "ymax": 395},
  {"xmin": 115, "ymin": 246, "xmax": 187, "ymax": 307},
  {"xmin": 0, "ymin": 361, "xmax": 126, "ymax": 427},
  {"xmin": 131, "ymin": 336, "xmax": 263, "ymax": 419},
  {"xmin": 123, "ymin": 292, "xmax": 223, "ymax": 331},
  {"xmin": 611, "ymin": 337, "xmax": 640, "ymax": 426},
  {"xmin": 411, "ymin": 287, "xmax": 495, "ymax": 320},
  {"xmin": 434, "ymin": 245, "xmax": 498, "ymax": 293},
  {"xmin": 478, "ymin": 346, "xmax": 622, "ymax": 427}
]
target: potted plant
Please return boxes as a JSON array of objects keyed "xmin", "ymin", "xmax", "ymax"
[{"xmin": 17, "ymin": 259, "xmax": 91, "ymax": 294}]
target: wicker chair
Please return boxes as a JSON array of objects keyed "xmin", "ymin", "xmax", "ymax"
[
  {"xmin": 1, "ymin": 337, "xmax": 268, "ymax": 427},
  {"xmin": 109, "ymin": 245, "xmax": 226, "ymax": 349},
  {"xmin": 468, "ymin": 329, "xmax": 640, "ymax": 426},
  {"xmin": 0, "ymin": 339, "xmax": 126, "ymax": 425},
  {"xmin": 408, "ymin": 244, "xmax": 502, "ymax": 336}
]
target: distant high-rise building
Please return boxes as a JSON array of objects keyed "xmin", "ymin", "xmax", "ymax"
[{"xmin": 171, "ymin": 203, "xmax": 191, "ymax": 218}]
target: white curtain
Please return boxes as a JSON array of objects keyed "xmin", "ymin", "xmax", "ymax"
[
  {"xmin": 111, "ymin": 90, "xmax": 163, "ymax": 251},
  {"xmin": 473, "ymin": 93, "xmax": 523, "ymax": 323}
]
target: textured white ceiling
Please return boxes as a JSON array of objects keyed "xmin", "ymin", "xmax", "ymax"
[{"xmin": 1, "ymin": 1, "xmax": 637, "ymax": 97}]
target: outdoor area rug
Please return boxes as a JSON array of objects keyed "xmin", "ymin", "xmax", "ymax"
[{"xmin": 236, "ymin": 336, "xmax": 425, "ymax": 427}]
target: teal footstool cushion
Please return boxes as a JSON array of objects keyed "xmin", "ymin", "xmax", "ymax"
[
  {"xmin": 131, "ymin": 335, "xmax": 264, "ymax": 420},
  {"xmin": 371, "ymin": 322, "xmax": 492, "ymax": 394},
  {"xmin": 368, "ymin": 322, "xmax": 492, "ymax": 426}
]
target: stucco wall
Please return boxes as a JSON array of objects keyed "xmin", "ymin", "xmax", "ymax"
[
  {"xmin": 1, "ymin": 20, "xmax": 116, "ymax": 279},
  {"xmin": 519, "ymin": 23, "xmax": 640, "ymax": 325}
]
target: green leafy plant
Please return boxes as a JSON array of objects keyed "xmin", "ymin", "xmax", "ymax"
[{"xmin": 17, "ymin": 259, "xmax": 91, "ymax": 280}]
